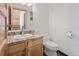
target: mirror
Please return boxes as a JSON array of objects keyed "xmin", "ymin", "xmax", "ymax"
[
  {"xmin": 11, "ymin": 9, "xmax": 26, "ymax": 30},
  {"xmin": 8, "ymin": 4, "xmax": 27, "ymax": 31}
]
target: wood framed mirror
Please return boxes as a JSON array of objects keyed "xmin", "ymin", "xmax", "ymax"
[{"xmin": 8, "ymin": 4, "xmax": 27, "ymax": 31}]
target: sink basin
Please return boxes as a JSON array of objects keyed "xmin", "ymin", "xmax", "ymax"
[{"xmin": 14, "ymin": 34, "xmax": 32, "ymax": 40}]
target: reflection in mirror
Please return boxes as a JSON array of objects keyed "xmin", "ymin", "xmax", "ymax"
[
  {"xmin": 8, "ymin": 7, "xmax": 26, "ymax": 31},
  {"xmin": 7, "ymin": 4, "xmax": 33, "ymax": 36},
  {"xmin": 20, "ymin": 11, "xmax": 25, "ymax": 30},
  {"xmin": 11, "ymin": 9, "xmax": 26, "ymax": 30}
]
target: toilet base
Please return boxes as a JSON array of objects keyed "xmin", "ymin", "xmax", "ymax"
[
  {"xmin": 44, "ymin": 47, "xmax": 57, "ymax": 56},
  {"xmin": 44, "ymin": 50, "xmax": 57, "ymax": 56}
]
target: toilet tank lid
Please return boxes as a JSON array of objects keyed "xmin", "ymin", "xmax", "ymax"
[{"xmin": 44, "ymin": 41, "xmax": 58, "ymax": 47}]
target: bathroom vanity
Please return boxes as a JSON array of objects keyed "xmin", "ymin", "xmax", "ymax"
[
  {"xmin": 7, "ymin": 34, "xmax": 43, "ymax": 56},
  {"xmin": 5, "ymin": 4, "xmax": 43, "ymax": 56},
  {"xmin": 0, "ymin": 4, "xmax": 43, "ymax": 56}
]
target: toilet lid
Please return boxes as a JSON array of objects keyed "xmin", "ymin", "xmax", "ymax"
[{"xmin": 44, "ymin": 41, "xmax": 58, "ymax": 48}]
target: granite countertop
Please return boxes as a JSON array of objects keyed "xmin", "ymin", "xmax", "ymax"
[{"xmin": 8, "ymin": 34, "xmax": 43, "ymax": 44}]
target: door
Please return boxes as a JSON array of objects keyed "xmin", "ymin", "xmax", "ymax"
[
  {"xmin": 0, "ymin": 40, "xmax": 7, "ymax": 56},
  {"xmin": 0, "ymin": 3, "xmax": 8, "ymax": 56}
]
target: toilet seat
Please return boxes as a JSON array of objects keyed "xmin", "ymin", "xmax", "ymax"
[{"xmin": 43, "ymin": 41, "xmax": 58, "ymax": 50}]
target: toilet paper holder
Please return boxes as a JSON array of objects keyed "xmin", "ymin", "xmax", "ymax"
[{"xmin": 66, "ymin": 31, "xmax": 73, "ymax": 39}]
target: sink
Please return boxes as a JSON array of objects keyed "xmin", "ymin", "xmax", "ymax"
[{"xmin": 14, "ymin": 34, "xmax": 32, "ymax": 40}]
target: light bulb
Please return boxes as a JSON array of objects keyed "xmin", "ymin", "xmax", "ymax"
[
  {"xmin": 22, "ymin": 3, "xmax": 26, "ymax": 5},
  {"xmin": 27, "ymin": 3, "xmax": 32, "ymax": 6}
]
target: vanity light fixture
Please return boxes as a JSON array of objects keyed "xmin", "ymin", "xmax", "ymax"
[
  {"xmin": 21, "ymin": 3, "xmax": 32, "ymax": 6},
  {"xmin": 27, "ymin": 3, "xmax": 32, "ymax": 6},
  {"xmin": 22, "ymin": 3, "xmax": 26, "ymax": 5}
]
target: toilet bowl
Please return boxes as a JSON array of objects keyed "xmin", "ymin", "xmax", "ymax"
[
  {"xmin": 43, "ymin": 41, "xmax": 58, "ymax": 56},
  {"xmin": 41, "ymin": 34, "xmax": 58, "ymax": 56}
]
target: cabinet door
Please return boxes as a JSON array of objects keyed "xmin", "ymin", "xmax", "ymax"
[
  {"xmin": 8, "ymin": 41, "xmax": 27, "ymax": 56},
  {"xmin": 28, "ymin": 38, "xmax": 43, "ymax": 56},
  {"xmin": 28, "ymin": 45, "xmax": 43, "ymax": 56}
]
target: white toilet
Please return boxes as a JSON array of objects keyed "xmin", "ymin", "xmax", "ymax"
[
  {"xmin": 43, "ymin": 34, "xmax": 58, "ymax": 56},
  {"xmin": 43, "ymin": 41, "xmax": 58, "ymax": 56}
]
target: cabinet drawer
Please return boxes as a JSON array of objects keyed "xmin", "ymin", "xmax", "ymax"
[{"xmin": 8, "ymin": 42, "xmax": 25, "ymax": 55}]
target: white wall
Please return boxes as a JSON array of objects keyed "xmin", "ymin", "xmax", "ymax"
[
  {"xmin": 49, "ymin": 4, "xmax": 79, "ymax": 56},
  {"xmin": 32, "ymin": 3, "xmax": 79, "ymax": 56},
  {"xmin": 32, "ymin": 4, "xmax": 49, "ymax": 36}
]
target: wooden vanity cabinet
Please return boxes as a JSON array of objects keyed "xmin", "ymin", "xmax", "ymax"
[
  {"xmin": 7, "ymin": 41, "xmax": 28, "ymax": 56},
  {"xmin": 28, "ymin": 38, "xmax": 43, "ymax": 56},
  {"xmin": 7, "ymin": 37, "xmax": 43, "ymax": 56}
]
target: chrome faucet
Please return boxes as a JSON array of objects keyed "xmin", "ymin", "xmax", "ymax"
[{"xmin": 21, "ymin": 26, "xmax": 24, "ymax": 35}]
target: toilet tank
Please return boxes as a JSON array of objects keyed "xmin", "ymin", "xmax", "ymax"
[{"xmin": 41, "ymin": 34, "xmax": 51, "ymax": 42}]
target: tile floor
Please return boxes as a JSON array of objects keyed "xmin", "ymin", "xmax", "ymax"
[{"xmin": 43, "ymin": 50, "xmax": 68, "ymax": 56}]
